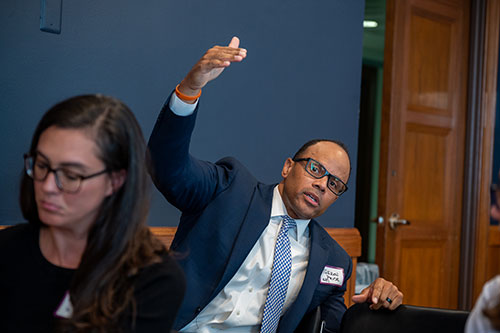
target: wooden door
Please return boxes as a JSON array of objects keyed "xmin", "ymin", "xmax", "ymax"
[{"xmin": 376, "ymin": 0, "xmax": 470, "ymax": 308}]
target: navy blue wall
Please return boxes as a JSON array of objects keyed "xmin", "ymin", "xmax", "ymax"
[{"xmin": 0, "ymin": 0, "xmax": 364, "ymax": 227}]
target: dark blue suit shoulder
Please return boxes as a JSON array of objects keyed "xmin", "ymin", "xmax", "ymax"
[{"xmin": 215, "ymin": 156, "xmax": 257, "ymax": 181}]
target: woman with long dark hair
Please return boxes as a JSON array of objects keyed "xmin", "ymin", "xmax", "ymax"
[{"xmin": 0, "ymin": 95, "xmax": 185, "ymax": 332}]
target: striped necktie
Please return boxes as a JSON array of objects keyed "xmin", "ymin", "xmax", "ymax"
[{"xmin": 260, "ymin": 215, "xmax": 296, "ymax": 333}]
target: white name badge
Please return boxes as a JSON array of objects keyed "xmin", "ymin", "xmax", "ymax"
[
  {"xmin": 319, "ymin": 266, "xmax": 344, "ymax": 286},
  {"xmin": 54, "ymin": 291, "xmax": 73, "ymax": 318}
]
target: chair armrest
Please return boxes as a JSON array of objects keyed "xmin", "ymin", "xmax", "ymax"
[{"xmin": 340, "ymin": 303, "xmax": 469, "ymax": 333}]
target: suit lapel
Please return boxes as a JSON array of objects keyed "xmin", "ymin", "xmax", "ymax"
[
  {"xmin": 278, "ymin": 221, "xmax": 329, "ymax": 332},
  {"xmin": 209, "ymin": 183, "xmax": 275, "ymax": 300}
]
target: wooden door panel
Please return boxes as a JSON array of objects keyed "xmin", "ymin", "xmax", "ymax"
[
  {"xmin": 377, "ymin": 0, "xmax": 469, "ymax": 308},
  {"xmin": 402, "ymin": 124, "xmax": 449, "ymax": 224},
  {"xmin": 399, "ymin": 242, "xmax": 445, "ymax": 307},
  {"xmin": 408, "ymin": 11, "xmax": 453, "ymax": 113},
  {"xmin": 406, "ymin": 112, "xmax": 453, "ymax": 128},
  {"xmin": 488, "ymin": 227, "xmax": 500, "ymax": 281}
]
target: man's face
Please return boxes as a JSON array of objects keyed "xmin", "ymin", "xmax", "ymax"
[{"xmin": 278, "ymin": 141, "xmax": 350, "ymax": 220}]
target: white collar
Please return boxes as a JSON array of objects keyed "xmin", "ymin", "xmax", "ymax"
[{"xmin": 270, "ymin": 185, "xmax": 310, "ymax": 240}]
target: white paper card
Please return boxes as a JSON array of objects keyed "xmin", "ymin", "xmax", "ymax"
[{"xmin": 320, "ymin": 266, "xmax": 344, "ymax": 286}]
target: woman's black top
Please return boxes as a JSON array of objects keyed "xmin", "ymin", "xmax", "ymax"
[{"xmin": 0, "ymin": 223, "xmax": 185, "ymax": 332}]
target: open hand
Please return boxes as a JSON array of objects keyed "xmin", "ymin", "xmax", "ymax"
[
  {"xmin": 351, "ymin": 277, "xmax": 403, "ymax": 310},
  {"xmin": 178, "ymin": 36, "xmax": 247, "ymax": 97}
]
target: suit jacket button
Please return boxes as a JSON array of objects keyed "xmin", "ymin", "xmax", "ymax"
[{"xmin": 196, "ymin": 307, "xmax": 202, "ymax": 314}]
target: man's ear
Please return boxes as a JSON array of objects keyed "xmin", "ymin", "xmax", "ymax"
[
  {"xmin": 106, "ymin": 169, "xmax": 127, "ymax": 195},
  {"xmin": 281, "ymin": 158, "xmax": 294, "ymax": 178}
]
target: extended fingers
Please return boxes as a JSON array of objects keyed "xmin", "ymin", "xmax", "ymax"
[
  {"xmin": 193, "ymin": 47, "xmax": 246, "ymax": 74},
  {"xmin": 179, "ymin": 36, "xmax": 247, "ymax": 92},
  {"xmin": 361, "ymin": 285, "xmax": 373, "ymax": 300},
  {"xmin": 228, "ymin": 36, "xmax": 240, "ymax": 48},
  {"xmin": 196, "ymin": 58, "xmax": 232, "ymax": 73},
  {"xmin": 205, "ymin": 46, "xmax": 247, "ymax": 63},
  {"xmin": 197, "ymin": 36, "xmax": 247, "ymax": 70},
  {"xmin": 367, "ymin": 278, "xmax": 385, "ymax": 305}
]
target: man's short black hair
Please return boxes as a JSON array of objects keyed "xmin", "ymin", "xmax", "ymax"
[{"xmin": 292, "ymin": 139, "xmax": 351, "ymax": 178}]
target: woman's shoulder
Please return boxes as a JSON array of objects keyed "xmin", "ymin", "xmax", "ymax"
[
  {"xmin": 0, "ymin": 223, "xmax": 37, "ymax": 248},
  {"xmin": 136, "ymin": 252, "xmax": 186, "ymax": 291},
  {"xmin": 127, "ymin": 253, "xmax": 186, "ymax": 332},
  {"xmin": 132, "ymin": 252, "xmax": 186, "ymax": 315},
  {"xmin": 0, "ymin": 224, "xmax": 39, "ymax": 265}
]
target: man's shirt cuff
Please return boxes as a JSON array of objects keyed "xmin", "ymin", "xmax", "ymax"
[{"xmin": 169, "ymin": 92, "xmax": 198, "ymax": 116}]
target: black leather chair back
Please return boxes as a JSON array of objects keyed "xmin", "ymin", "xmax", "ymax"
[
  {"xmin": 340, "ymin": 303, "xmax": 469, "ymax": 333},
  {"xmin": 295, "ymin": 305, "xmax": 323, "ymax": 333}
]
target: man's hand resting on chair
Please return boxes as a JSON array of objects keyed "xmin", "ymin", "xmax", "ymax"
[{"xmin": 352, "ymin": 277, "xmax": 403, "ymax": 310}]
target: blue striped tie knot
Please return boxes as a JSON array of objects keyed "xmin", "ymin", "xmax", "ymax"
[{"xmin": 260, "ymin": 215, "xmax": 296, "ymax": 333}]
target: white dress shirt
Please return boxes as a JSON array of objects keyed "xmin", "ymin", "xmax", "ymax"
[
  {"xmin": 465, "ymin": 275, "xmax": 500, "ymax": 333},
  {"xmin": 180, "ymin": 186, "xmax": 311, "ymax": 333},
  {"xmin": 170, "ymin": 93, "xmax": 312, "ymax": 332}
]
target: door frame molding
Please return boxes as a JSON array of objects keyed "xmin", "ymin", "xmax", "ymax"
[{"xmin": 459, "ymin": 0, "xmax": 486, "ymax": 310}]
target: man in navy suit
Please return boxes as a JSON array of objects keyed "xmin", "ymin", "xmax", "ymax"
[{"xmin": 148, "ymin": 37, "xmax": 403, "ymax": 333}]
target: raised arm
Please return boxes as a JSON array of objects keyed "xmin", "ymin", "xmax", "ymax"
[{"xmin": 148, "ymin": 37, "xmax": 247, "ymax": 212}]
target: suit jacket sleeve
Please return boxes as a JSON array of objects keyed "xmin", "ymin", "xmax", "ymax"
[
  {"xmin": 321, "ymin": 256, "xmax": 352, "ymax": 333},
  {"xmin": 148, "ymin": 95, "xmax": 234, "ymax": 214}
]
